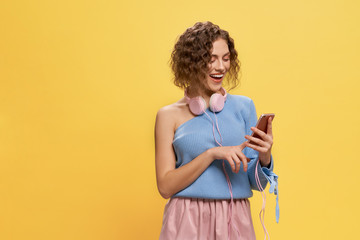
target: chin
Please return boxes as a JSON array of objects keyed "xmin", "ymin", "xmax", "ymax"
[
  {"xmin": 206, "ymin": 78, "xmax": 224, "ymax": 93},
  {"xmin": 211, "ymin": 85, "xmax": 223, "ymax": 93}
]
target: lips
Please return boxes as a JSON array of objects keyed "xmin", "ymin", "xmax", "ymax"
[{"xmin": 209, "ymin": 73, "xmax": 224, "ymax": 83}]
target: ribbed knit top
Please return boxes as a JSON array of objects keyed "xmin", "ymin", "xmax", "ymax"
[{"xmin": 172, "ymin": 94, "xmax": 274, "ymax": 199}]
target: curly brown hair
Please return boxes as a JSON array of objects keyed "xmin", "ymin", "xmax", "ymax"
[{"xmin": 170, "ymin": 21, "xmax": 241, "ymax": 95}]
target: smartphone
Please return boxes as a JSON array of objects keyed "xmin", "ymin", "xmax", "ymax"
[{"xmin": 249, "ymin": 113, "xmax": 275, "ymax": 146}]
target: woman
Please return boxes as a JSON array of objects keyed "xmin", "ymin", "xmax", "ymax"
[{"xmin": 155, "ymin": 21, "xmax": 276, "ymax": 240}]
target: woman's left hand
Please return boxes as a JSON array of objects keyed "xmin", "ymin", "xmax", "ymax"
[{"xmin": 244, "ymin": 117, "xmax": 273, "ymax": 167}]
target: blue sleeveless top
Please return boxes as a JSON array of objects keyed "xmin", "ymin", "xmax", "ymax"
[{"xmin": 172, "ymin": 94, "xmax": 275, "ymax": 199}]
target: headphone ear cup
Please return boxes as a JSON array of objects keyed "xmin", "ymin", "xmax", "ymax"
[
  {"xmin": 189, "ymin": 96, "xmax": 207, "ymax": 115},
  {"xmin": 209, "ymin": 93, "xmax": 225, "ymax": 112}
]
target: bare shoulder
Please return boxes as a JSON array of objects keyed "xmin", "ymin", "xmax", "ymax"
[{"xmin": 155, "ymin": 98, "xmax": 190, "ymax": 133}]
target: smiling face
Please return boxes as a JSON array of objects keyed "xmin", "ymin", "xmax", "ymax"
[{"xmin": 204, "ymin": 38, "xmax": 231, "ymax": 93}]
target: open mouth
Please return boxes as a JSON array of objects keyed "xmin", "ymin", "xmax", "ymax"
[{"xmin": 209, "ymin": 74, "xmax": 224, "ymax": 83}]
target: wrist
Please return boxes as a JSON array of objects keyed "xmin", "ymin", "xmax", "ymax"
[
  {"xmin": 260, "ymin": 160, "xmax": 271, "ymax": 168},
  {"xmin": 259, "ymin": 154, "xmax": 271, "ymax": 167},
  {"xmin": 206, "ymin": 147, "xmax": 217, "ymax": 162}
]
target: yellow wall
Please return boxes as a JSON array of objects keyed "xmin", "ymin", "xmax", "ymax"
[{"xmin": 1, "ymin": 0, "xmax": 359, "ymax": 239}]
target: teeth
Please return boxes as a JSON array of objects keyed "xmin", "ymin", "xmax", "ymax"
[{"xmin": 210, "ymin": 74, "xmax": 224, "ymax": 78}]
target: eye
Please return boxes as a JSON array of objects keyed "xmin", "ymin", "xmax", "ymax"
[{"xmin": 223, "ymin": 58, "xmax": 230, "ymax": 62}]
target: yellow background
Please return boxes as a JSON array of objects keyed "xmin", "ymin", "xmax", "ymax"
[{"xmin": 1, "ymin": 0, "xmax": 359, "ymax": 239}]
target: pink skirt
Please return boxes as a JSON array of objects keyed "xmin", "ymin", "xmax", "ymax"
[{"xmin": 159, "ymin": 197, "xmax": 256, "ymax": 240}]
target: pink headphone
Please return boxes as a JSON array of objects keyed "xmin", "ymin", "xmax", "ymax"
[{"xmin": 184, "ymin": 87, "xmax": 228, "ymax": 115}]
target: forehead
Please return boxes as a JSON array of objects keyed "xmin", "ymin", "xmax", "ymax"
[{"xmin": 211, "ymin": 38, "xmax": 229, "ymax": 55}]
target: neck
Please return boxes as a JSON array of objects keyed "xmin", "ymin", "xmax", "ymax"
[
  {"xmin": 200, "ymin": 88, "xmax": 213, "ymax": 105},
  {"xmin": 186, "ymin": 87, "xmax": 224, "ymax": 106}
]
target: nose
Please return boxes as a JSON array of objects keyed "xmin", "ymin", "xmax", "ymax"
[{"xmin": 215, "ymin": 59, "xmax": 225, "ymax": 72}]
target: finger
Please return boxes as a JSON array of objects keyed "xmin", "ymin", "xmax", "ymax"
[
  {"xmin": 244, "ymin": 142, "xmax": 268, "ymax": 153},
  {"xmin": 245, "ymin": 135, "xmax": 271, "ymax": 149},
  {"xmin": 235, "ymin": 150, "xmax": 249, "ymax": 172},
  {"xmin": 267, "ymin": 117, "xmax": 273, "ymax": 136},
  {"xmin": 226, "ymin": 156, "xmax": 236, "ymax": 172},
  {"xmin": 241, "ymin": 155, "xmax": 248, "ymax": 172},
  {"xmin": 237, "ymin": 142, "xmax": 247, "ymax": 150},
  {"xmin": 244, "ymin": 135, "xmax": 266, "ymax": 146},
  {"xmin": 247, "ymin": 157, "xmax": 251, "ymax": 162},
  {"xmin": 250, "ymin": 127, "xmax": 271, "ymax": 142},
  {"xmin": 231, "ymin": 154, "xmax": 241, "ymax": 173}
]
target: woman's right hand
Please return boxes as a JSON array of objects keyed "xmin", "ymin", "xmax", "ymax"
[{"xmin": 208, "ymin": 143, "xmax": 250, "ymax": 173}]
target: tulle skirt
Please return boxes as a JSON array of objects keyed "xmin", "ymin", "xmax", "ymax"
[{"xmin": 159, "ymin": 197, "xmax": 256, "ymax": 240}]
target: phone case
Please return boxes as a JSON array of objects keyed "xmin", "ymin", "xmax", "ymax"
[{"xmin": 249, "ymin": 113, "xmax": 275, "ymax": 146}]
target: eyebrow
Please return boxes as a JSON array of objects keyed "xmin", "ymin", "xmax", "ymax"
[{"xmin": 211, "ymin": 52, "xmax": 230, "ymax": 57}]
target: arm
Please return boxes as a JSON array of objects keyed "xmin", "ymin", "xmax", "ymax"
[
  {"xmin": 155, "ymin": 108, "xmax": 214, "ymax": 199},
  {"xmin": 155, "ymin": 107, "xmax": 249, "ymax": 199},
  {"xmin": 243, "ymin": 99, "xmax": 280, "ymax": 222},
  {"xmin": 243, "ymin": 99, "xmax": 275, "ymax": 191}
]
